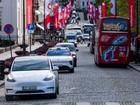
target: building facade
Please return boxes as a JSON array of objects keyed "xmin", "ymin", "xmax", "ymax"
[{"xmin": 0, "ymin": 0, "xmax": 27, "ymax": 45}]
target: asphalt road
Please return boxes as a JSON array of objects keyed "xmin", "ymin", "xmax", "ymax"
[{"xmin": 0, "ymin": 44, "xmax": 140, "ymax": 105}]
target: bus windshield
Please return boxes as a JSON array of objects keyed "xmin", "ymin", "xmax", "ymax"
[{"xmin": 102, "ymin": 18, "xmax": 128, "ymax": 32}]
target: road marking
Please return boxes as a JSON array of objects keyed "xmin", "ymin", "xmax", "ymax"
[
  {"xmin": 106, "ymin": 102, "xmax": 120, "ymax": 105},
  {"xmin": 135, "ymin": 103, "xmax": 140, "ymax": 105},
  {"xmin": 76, "ymin": 102, "xmax": 90, "ymax": 105}
]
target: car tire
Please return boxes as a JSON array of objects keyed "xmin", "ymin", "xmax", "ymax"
[
  {"xmin": 57, "ymin": 86, "xmax": 59, "ymax": 95},
  {"xmin": 51, "ymin": 92, "xmax": 57, "ymax": 99},
  {"xmin": 5, "ymin": 95, "xmax": 13, "ymax": 101},
  {"xmin": 70, "ymin": 68, "xmax": 74, "ymax": 73},
  {"xmin": 74, "ymin": 60, "xmax": 77, "ymax": 67}
]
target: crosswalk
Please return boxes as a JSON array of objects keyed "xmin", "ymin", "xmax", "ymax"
[{"xmin": 46, "ymin": 102, "xmax": 140, "ymax": 105}]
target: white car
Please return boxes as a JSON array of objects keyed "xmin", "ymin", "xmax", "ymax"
[
  {"xmin": 65, "ymin": 31, "xmax": 77, "ymax": 47},
  {"xmin": 5, "ymin": 56, "xmax": 59, "ymax": 101},
  {"xmin": 82, "ymin": 23, "xmax": 94, "ymax": 40},
  {"xmin": 55, "ymin": 43, "xmax": 79, "ymax": 67},
  {"xmin": 46, "ymin": 47, "xmax": 74, "ymax": 73}
]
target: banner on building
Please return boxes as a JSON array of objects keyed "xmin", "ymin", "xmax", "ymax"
[
  {"xmin": 26, "ymin": 0, "xmax": 33, "ymax": 28},
  {"xmin": 128, "ymin": 0, "xmax": 135, "ymax": 28},
  {"xmin": 110, "ymin": 0, "xmax": 116, "ymax": 16}
]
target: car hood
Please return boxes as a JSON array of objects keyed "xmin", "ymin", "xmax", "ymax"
[
  {"xmin": 48, "ymin": 56, "xmax": 73, "ymax": 62},
  {"xmin": 10, "ymin": 70, "xmax": 53, "ymax": 82}
]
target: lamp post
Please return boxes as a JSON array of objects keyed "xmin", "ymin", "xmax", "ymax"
[
  {"xmin": 23, "ymin": 0, "xmax": 26, "ymax": 55},
  {"xmin": 136, "ymin": 0, "xmax": 139, "ymax": 36}
]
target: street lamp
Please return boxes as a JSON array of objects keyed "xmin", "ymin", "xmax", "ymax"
[
  {"xmin": 23, "ymin": 0, "xmax": 26, "ymax": 55},
  {"xmin": 136, "ymin": 0, "xmax": 139, "ymax": 36}
]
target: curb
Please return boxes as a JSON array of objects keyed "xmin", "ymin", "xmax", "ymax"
[
  {"xmin": 0, "ymin": 45, "xmax": 18, "ymax": 54},
  {"xmin": 128, "ymin": 64, "xmax": 140, "ymax": 72},
  {"xmin": 0, "ymin": 81, "xmax": 4, "ymax": 88}
]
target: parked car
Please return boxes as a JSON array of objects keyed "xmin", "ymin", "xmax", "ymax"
[
  {"xmin": 55, "ymin": 43, "xmax": 79, "ymax": 67},
  {"xmin": 46, "ymin": 47, "xmax": 74, "ymax": 73},
  {"xmin": 5, "ymin": 56, "xmax": 59, "ymax": 101}
]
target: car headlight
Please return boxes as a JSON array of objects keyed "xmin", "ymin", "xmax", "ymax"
[
  {"xmin": 43, "ymin": 76, "xmax": 54, "ymax": 81},
  {"xmin": 7, "ymin": 75, "xmax": 16, "ymax": 82}
]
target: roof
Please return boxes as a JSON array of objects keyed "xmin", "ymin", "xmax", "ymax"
[
  {"xmin": 66, "ymin": 24, "xmax": 81, "ymax": 29},
  {"xmin": 14, "ymin": 56, "xmax": 49, "ymax": 61},
  {"xmin": 49, "ymin": 47, "xmax": 69, "ymax": 51},
  {"xmin": 56, "ymin": 43, "xmax": 75, "ymax": 46}
]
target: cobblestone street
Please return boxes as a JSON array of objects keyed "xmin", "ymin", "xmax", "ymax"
[{"xmin": 0, "ymin": 44, "xmax": 140, "ymax": 105}]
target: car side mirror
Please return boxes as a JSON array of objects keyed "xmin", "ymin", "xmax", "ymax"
[
  {"xmin": 76, "ymin": 48, "xmax": 79, "ymax": 52},
  {"xmin": 53, "ymin": 65, "xmax": 59, "ymax": 71}
]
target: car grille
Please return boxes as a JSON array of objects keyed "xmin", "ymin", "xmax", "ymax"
[{"xmin": 16, "ymin": 90, "xmax": 44, "ymax": 94}]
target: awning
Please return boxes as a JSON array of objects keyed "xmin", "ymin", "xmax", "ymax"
[{"xmin": 36, "ymin": 23, "xmax": 44, "ymax": 30}]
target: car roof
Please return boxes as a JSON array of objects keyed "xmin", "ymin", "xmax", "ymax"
[
  {"xmin": 49, "ymin": 47, "xmax": 69, "ymax": 51},
  {"xmin": 14, "ymin": 56, "xmax": 49, "ymax": 62},
  {"xmin": 56, "ymin": 43, "xmax": 75, "ymax": 46},
  {"xmin": 66, "ymin": 24, "xmax": 81, "ymax": 29}
]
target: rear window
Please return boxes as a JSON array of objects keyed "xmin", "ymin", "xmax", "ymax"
[
  {"xmin": 47, "ymin": 49, "xmax": 71, "ymax": 56},
  {"xmin": 102, "ymin": 18, "xmax": 128, "ymax": 32},
  {"xmin": 83, "ymin": 25, "xmax": 93, "ymax": 34},
  {"xmin": 67, "ymin": 36, "xmax": 76, "ymax": 40}
]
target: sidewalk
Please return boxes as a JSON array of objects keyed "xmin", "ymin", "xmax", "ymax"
[
  {"xmin": 0, "ymin": 42, "xmax": 43, "ymax": 87},
  {"xmin": 0, "ymin": 42, "xmax": 42, "ymax": 60}
]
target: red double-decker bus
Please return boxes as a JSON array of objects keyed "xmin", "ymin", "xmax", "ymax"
[{"xmin": 94, "ymin": 17, "xmax": 131, "ymax": 66}]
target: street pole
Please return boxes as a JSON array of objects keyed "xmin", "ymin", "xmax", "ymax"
[
  {"xmin": 23, "ymin": 0, "xmax": 26, "ymax": 55},
  {"xmin": 44, "ymin": 0, "xmax": 46, "ymax": 42},
  {"xmin": 136, "ymin": 0, "xmax": 139, "ymax": 36}
]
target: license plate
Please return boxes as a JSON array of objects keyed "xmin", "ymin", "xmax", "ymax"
[{"xmin": 22, "ymin": 86, "xmax": 37, "ymax": 91}]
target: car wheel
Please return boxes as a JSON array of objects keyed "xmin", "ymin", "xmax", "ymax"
[
  {"xmin": 70, "ymin": 68, "xmax": 74, "ymax": 73},
  {"xmin": 51, "ymin": 91, "xmax": 57, "ymax": 99},
  {"xmin": 57, "ymin": 86, "xmax": 59, "ymax": 95},
  {"xmin": 5, "ymin": 95, "xmax": 13, "ymax": 101},
  {"xmin": 74, "ymin": 60, "xmax": 77, "ymax": 67}
]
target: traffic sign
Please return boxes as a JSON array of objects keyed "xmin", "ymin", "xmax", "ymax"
[
  {"xmin": 28, "ymin": 24, "xmax": 34, "ymax": 34},
  {"xmin": 4, "ymin": 24, "xmax": 14, "ymax": 35}
]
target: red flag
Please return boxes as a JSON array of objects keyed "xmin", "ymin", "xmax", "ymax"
[
  {"xmin": 26, "ymin": 0, "xmax": 33, "ymax": 28},
  {"xmin": 61, "ymin": 8, "xmax": 65, "ymax": 29},
  {"xmin": 54, "ymin": 3, "xmax": 59, "ymax": 30},
  {"xmin": 102, "ymin": 2, "xmax": 106, "ymax": 17},
  {"xmin": 128, "ymin": 0, "xmax": 135, "ymax": 28}
]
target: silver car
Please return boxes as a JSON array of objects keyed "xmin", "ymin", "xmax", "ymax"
[{"xmin": 56, "ymin": 43, "xmax": 79, "ymax": 67}]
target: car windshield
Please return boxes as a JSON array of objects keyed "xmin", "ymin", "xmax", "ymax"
[
  {"xmin": 47, "ymin": 49, "xmax": 71, "ymax": 56},
  {"xmin": 57, "ymin": 44, "xmax": 76, "ymax": 52},
  {"xmin": 66, "ymin": 36, "xmax": 76, "ymax": 40},
  {"xmin": 83, "ymin": 25, "xmax": 93, "ymax": 34},
  {"xmin": 12, "ymin": 60, "xmax": 50, "ymax": 71}
]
